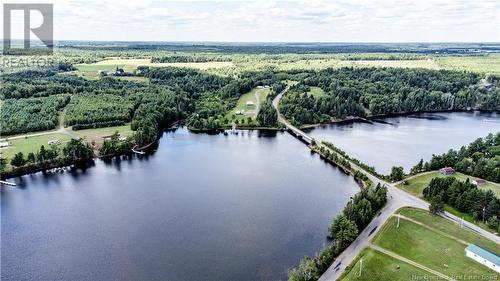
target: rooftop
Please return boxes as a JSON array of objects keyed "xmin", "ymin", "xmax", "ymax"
[{"xmin": 466, "ymin": 244, "xmax": 500, "ymax": 266}]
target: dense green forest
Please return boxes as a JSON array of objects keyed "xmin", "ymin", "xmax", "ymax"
[
  {"xmin": 411, "ymin": 132, "xmax": 500, "ymax": 183},
  {"xmin": 423, "ymin": 177, "xmax": 500, "ymax": 231},
  {"xmin": 280, "ymin": 68, "xmax": 499, "ymax": 126},
  {"xmin": 1, "ymin": 95, "xmax": 70, "ymax": 135}
]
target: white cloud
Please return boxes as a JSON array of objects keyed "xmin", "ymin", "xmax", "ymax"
[{"xmin": 3, "ymin": 0, "xmax": 498, "ymax": 42}]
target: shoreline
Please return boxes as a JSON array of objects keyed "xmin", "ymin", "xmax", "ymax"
[{"xmin": 2, "ymin": 109, "xmax": 498, "ymax": 180}]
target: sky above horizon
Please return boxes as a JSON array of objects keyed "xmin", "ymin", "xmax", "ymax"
[{"xmin": 2, "ymin": 0, "xmax": 499, "ymax": 42}]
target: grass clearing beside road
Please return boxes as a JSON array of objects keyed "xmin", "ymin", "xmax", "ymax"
[
  {"xmin": 397, "ymin": 207, "xmax": 499, "ymax": 252},
  {"xmin": 342, "ymin": 248, "xmax": 435, "ymax": 281},
  {"xmin": 0, "ymin": 133, "xmax": 72, "ymax": 161},
  {"xmin": 372, "ymin": 215, "xmax": 497, "ymax": 277},
  {"xmin": 398, "ymin": 171, "xmax": 500, "ymax": 198}
]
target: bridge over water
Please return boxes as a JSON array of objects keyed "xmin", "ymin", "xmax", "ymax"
[{"xmin": 272, "ymin": 86, "xmax": 313, "ymax": 145}]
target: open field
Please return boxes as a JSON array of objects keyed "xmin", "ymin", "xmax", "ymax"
[
  {"xmin": 373, "ymin": 216, "xmax": 496, "ymax": 277},
  {"xmin": 436, "ymin": 55, "xmax": 500, "ymax": 75},
  {"xmin": 73, "ymin": 124, "xmax": 134, "ymax": 144},
  {"xmin": 0, "ymin": 124, "xmax": 133, "ymax": 166},
  {"xmin": 0, "ymin": 133, "xmax": 72, "ymax": 161},
  {"xmin": 308, "ymin": 86, "xmax": 327, "ymax": 98},
  {"xmin": 343, "ymin": 207, "xmax": 498, "ymax": 280},
  {"xmin": 398, "ymin": 171, "xmax": 500, "ymax": 198},
  {"xmin": 398, "ymin": 208, "xmax": 499, "ymax": 251},
  {"xmin": 341, "ymin": 248, "xmax": 436, "ymax": 281},
  {"xmin": 225, "ymin": 88, "xmax": 270, "ymax": 123},
  {"xmin": 339, "ymin": 59, "xmax": 440, "ymax": 69}
]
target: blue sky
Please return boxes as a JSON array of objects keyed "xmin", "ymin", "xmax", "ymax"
[{"xmin": 3, "ymin": 0, "xmax": 500, "ymax": 42}]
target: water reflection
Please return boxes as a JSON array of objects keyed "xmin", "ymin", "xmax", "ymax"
[{"xmin": 1, "ymin": 127, "xmax": 358, "ymax": 281}]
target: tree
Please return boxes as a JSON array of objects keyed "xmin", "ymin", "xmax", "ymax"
[
  {"xmin": 27, "ymin": 152, "xmax": 36, "ymax": 163},
  {"xmin": 389, "ymin": 166, "xmax": 404, "ymax": 182},
  {"xmin": 63, "ymin": 139, "xmax": 94, "ymax": 162},
  {"xmin": 10, "ymin": 152, "xmax": 27, "ymax": 167},
  {"xmin": 0, "ymin": 157, "xmax": 7, "ymax": 172},
  {"xmin": 410, "ymin": 159, "xmax": 423, "ymax": 175},
  {"xmin": 429, "ymin": 195, "xmax": 444, "ymax": 215},
  {"xmin": 288, "ymin": 256, "xmax": 317, "ymax": 281},
  {"xmin": 329, "ymin": 215, "xmax": 358, "ymax": 251}
]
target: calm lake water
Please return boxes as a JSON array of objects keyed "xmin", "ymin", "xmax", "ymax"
[
  {"xmin": 1, "ymin": 128, "xmax": 359, "ymax": 281},
  {"xmin": 306, "ymin": 111, "xmax": 500, "ymax": 175}
]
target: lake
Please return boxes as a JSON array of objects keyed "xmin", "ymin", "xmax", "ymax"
[
  {"xmin": 306, "ymin": 111, "xmax": 500, "ymax": 175},
  {"xmin": 1, "ymin": 128, "xmax": 359, "ymax": 281}
]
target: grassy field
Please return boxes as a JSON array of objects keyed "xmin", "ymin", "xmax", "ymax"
[
  {"xmin": 73, "ymin": 124, "xmax": 133, "ymax": 144},
  {"xmin": 0, "ymin": 124, "xmax": 133, "ymax": 166},
  {"xmin": 342, "ymin": 248, "xmax": 436, "ymax": 281},
  {"xmin": 1, "ymin": 133, "xmax": 72, "ymax": 161},
  {"xmin": 398, "ymin": 171, "xmax": 500, "ymax": 198},
  {"xmin": 225, "ymin": 88, "xmax": 270, "ymax": 124},
  {"xmin": 373, "ymin": 215, "xmax": 497, "ymax": 277},
  {"xmin": 342, "ymin": 207, "xmax": 498, "ymax": 281},
  {"xmin": 308, "ymin": 86, "xmax": 327, "ymax": 98},
  {"xmin": 339, "ymin": 59, "xmax": 440, "ymax": 69},
  {"xmin": 72, "ymin": 58, "xmax": 233, "ymax": 79},
  {"xmin": 436, "ymin": 55, "xmax": 500, "ymax": 75},
  {"xmin": 398, "ymin": 208, "xmax": 499, "ymax": 252}
]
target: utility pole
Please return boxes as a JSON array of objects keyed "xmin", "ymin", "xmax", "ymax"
[
  {"xmin": 359, "ymin": 258, "xmax": 363, "ymax": 276},
  {"xmin": 482, "ymin": 207, "xmax": 486, "ymax": 224},
  {"xmin": 397, "ymin": 216, "xmax": 400, "ymax": 229},
  {"xmin": 460, "ymin": 217, "xmax": 464, "ymax": 228}
]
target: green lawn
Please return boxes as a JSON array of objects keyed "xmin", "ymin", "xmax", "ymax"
[
  {"xmin": 373, "ymin": 215, "xmax": 497, "ymax": 277},
  {"xmin": 308, "ymin": 86, "xmax": 327, "ymax": 98},
  {"xmin": 342, "ymin": 248, "xmax": 436, "ymax": 281},
  {"xmin": 73, "ymin": 124, "xmax": 133, "ymax": 144},
  {"xmin": 224, "ymin": 88, "xmax": 269, "ymax": 124},
  {"xmin": 1, "ymin": 133, "xmax": 72, "ymax": 161},
  {"xmin": 398, "ymin": 171, "xmax": 500, "ymax": 197},
  {"xmin": 397, "ymin": 207, "xmax": 499, "ymax": 252}
]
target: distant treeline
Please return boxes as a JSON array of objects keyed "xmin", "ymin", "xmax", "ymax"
[
  {"xmin": 151, "ymin": 55, "xmax": 230, "ymax": 63},
  {"xmin": 58, "ymin": 41, "xmax": 500, "ymax": 54}
]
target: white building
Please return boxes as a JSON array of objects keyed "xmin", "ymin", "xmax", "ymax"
[
  {"xmin": 0, "ymin": 142, "xmax": 9, "ymax": 148},
  {"xmin": 48, "ymin": 140, "xmax": 61, "ymax": 146},
  {"xmin": 465, "ymin": 244, "xmax": 500, "ymax": 273},
  {"xmin": 246, "ymin": 101, "xmax": 255, "ymax": 107}
]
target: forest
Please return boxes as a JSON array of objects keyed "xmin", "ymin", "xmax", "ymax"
[
  {"xmin": 423, "ymin": 177, "xmax": 500, "ymax": 231},
  {"xmin": 1, "ymin": 95, "xmax": 70, "ymax": 135},
  {"xmin": 411, "ymin": 132, "xmax": 500, "ymax": 183},
  {"xmin": 279, "ymin": 68, "xmax": 499, "ymax": 126}
]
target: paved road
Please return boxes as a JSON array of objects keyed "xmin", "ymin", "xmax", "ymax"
[
  {"xmin": 272, "ymin": 87, "xmax": 500, "ymax": 280},
  {"xmin": 272, "ymin": 87, "xmax": 312, "ymax": 143}
]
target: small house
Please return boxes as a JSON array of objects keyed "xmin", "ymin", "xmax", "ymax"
[
  {"xmin": 465, "ymin": 244, "xmax": 500, "ymax": 273},
  {"xmin": 48, "ymin": 140, "xmax": 61, "ymax": 146},
  {"xmin": 0, "ymin": 142, "xmax": 9, "ymax": 148},
  {"xmin": 246, "ymin": 101, "xmax": 255, "ymax": 107},
  {"xmin": 472, "ymin": 179, "xmax": 486, "ymax": 186},
  {"xmin": 439, "ymin": 167, "xmax": 455, "ymax": 175}
]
